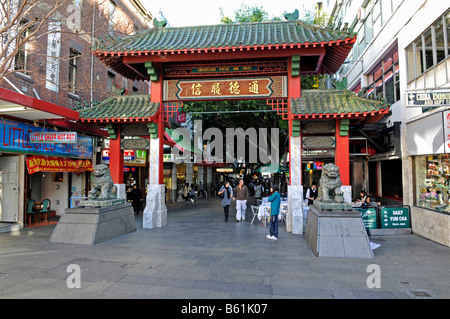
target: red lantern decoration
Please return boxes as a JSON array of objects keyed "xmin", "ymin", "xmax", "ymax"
[{"xmin": 361, "ymin": 146, "xmax": 376, "ymax": 156}]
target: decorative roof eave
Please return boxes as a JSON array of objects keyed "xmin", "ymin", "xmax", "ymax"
[
  {"xmin": 291, "ymin": 108, "xmax": 390, "ymax": 119},
  {"xmin": 290, "ymin": 90, "xmax": 390, "ymax": 120},
  {"xmin": 92, "ymin": 37, "xmax": 356, "ymax": 58},
  {"xmin": 78, "ymin": 95, "xmax": 159, "ymax": 124},
  {"xmin": 91, "ymin": 20, "xmax": 357, "ymax": 79},
  {"xmin": 79, "ymin": 115, "xmax": 158, "ymax": 124}
]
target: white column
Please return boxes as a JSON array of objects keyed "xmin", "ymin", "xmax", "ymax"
[
  {"xmin": 171, "ymin": 162, "xmax": 178, "ymax": 202},
  {"xmin": 186, "ymin": 162, "xmax": 193, "ymax": 185},
  {"xmin": 206, "ymin": 166, "xmax": 212, "ymax": 194},
  {"xmin": 288, "ymin": 135, "xmax": 304, "ymax": 235},
  {"xmin": 198, "ymin": 165, "xmax": 204, "ymax": 185},
  {"xmin": 143, "ymin": 137, "xmax": 167, "ymax": 229}
]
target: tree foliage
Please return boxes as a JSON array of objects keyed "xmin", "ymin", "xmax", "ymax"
[{"xmin": 221, "ymin": 4, "xmax": 281, "ymax": 24}]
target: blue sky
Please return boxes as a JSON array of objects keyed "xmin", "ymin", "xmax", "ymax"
[{"xmin": 141, "ymin": 0, "xmax": 318, "ymax": 27}]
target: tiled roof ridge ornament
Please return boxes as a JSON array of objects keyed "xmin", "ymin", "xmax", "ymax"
[
  {"xmin": 153, "ymin": 18, "xmax": 167, "ymax": 29},
  {"xmin": 284, "ymin": 9, "xmax": 299, "ymax": 21}
]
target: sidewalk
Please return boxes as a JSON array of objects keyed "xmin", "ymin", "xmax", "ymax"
[{"xmin": 0, "ymin": 197, "xmax": 449, "ymax": 299}]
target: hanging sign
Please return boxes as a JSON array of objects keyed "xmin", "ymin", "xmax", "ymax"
[
  {"xmin": 163, "ymin": 76, "xmax": 287, "ymax": 101},
  {"xmin": 406, "ymin": 90, "xmax": 450, "ymax": 107},
  {"xmin": 26, "ymin": 156, "xmax": 93, "ymax": 174},
  {"xmin": 380, "ymin": 207, "xmax": 410, "ymax": 228},
  {"xmin": 29, "ymin": 132, "xmax": 77, "ymax": 143},
  {"xmin": 0, "ymin": 119, "xmax": 93, "ymax": 158}
]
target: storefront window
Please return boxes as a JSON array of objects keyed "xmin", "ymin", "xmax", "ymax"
[{"xmin": 415, "ymin": 154, "xmax": 450, "ymax": 212}]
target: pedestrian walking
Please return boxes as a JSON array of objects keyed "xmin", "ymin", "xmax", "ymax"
[
  {"xmin": 130, "ymin": 184, "xmax": 143, "ymax": 214},
  {"xmin": 198, "ymin": 181, "xmax": 205, "ymax": 198},
  {"xmin": 266, "ymin": 185, "xmax": 280, "ymax": 240},
  {"xmin": 233, "ymin": 179, "xmax": 248, "ymax": 222},
  {"xmin": 218, "ymin": 181, "xmax": 233, "ymax": 222},
  {"xmin": 182, "ymin": 182, "xmax": 192, "ymax": 203}
]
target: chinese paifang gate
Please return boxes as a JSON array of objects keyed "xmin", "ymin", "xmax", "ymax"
[{"xmin": 79, "ymin": 17, "xmax": 390, "ymax": 232}]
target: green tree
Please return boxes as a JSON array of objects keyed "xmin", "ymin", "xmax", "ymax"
[
  {"xmin": 221, "ymin": 4, "xmax": 281, "ymax": 24},
  {"xmin": 300, "ymin": 4, "xmax": 332, "ymax": 27}
]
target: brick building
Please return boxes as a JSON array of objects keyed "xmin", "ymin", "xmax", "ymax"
[
  {"xmin": 1, "ymin": 0, "xmax": 153, "ymax": 108},
  {"xmin": 0, "ymin": 0, "xmax": 153, "ymax": 230}
]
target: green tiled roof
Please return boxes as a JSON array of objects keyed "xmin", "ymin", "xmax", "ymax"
[
  {"xmin": 93, "ymin": 20, "xmax": 356, "ymax": 80},
  {"xmin": 79, "ymin": 95, "xmax": 159, "ymax": 122},
  {"xmin": 92, "ymin": 20, "xmax": 355, "ymax": 53},
  {"xmin": 291, "ymin": 90, "xmax": 389, "ymax": 117}
]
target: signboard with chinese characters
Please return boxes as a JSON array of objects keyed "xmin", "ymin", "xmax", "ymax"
[
  {"xmin": 406, "ymin": 90, "xmax": 450, "ymax": 107},
  {"xmin": 102, "ymin": 149, "xmax": 147, "ymax": 166},
  {"xmin": 29, "ymin": 132, "xmax": 77, "ymax": 144},
  {"xmin": 163, "ymin": 76, "xmax": 287, "ymax": 101},
  {"xmin": 26, "ymin": 156, "xmax": 93, "ymax": 174}
]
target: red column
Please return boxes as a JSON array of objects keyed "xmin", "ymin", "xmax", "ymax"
[
  {"xmin": 150, "ymin": 65, "xmax": 164, "ymax": 185},
  {"xmin": 158, "ymin": 109, "xmax": 164, "ymax": 185},
  {"xmin": 288, "ymin": 56, "xmax": 301, "ymax": 186},
  {"xmin": 335, "ymin": 120, "xmax": 350, "ymax": 185},
  {"xmin": 109, "ymin": 124, "xmax": 124, "ymax": 184}
]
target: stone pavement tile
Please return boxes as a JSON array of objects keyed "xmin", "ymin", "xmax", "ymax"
[
  {"xmin": 272, "ymin": 285, "xmax": 334, "ymax": 298},
  {"xmin": 231, "ymin": 282, "xmax": 273, "ymax": 295},
  {"xmin": 141, "ymin": 285, "xmax": 171, "ymax": 298},
  {"xmin": 332, "ymin": 289, "xmax": 356, "ymax": 299},
  {"xmin": 156, "ymin": 277, "xmax": 199, "ymax": 289},
  {"xmin": 100, "ymin": 282, "xmax": 151, "ymax": 298},
  {"xmin": 350, "ymin": 289, "xmax": 400, "ymax": 299},
  {"xmin": 1, "ymin": 198, "xmax": 449, "ymax": 299},
  {"xmin": 118, "ymin": 274, "xmax": 161, "ymax": 286}
]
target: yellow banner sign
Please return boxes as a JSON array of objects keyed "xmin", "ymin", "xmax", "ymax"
[{"xmin": 164, "ymin": 76, "xmax": 287, "ymax": 101}]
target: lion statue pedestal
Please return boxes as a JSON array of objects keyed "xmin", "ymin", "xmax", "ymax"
[
  {"xmin": 304, "ymin": 164, "xmax": 374, "ymax": 258},
  {"xmin": 49, "ymin": 164, "xmax": 136, "ymax": 245}
]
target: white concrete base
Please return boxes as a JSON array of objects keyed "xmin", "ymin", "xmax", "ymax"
[
  {"xmin": 115, "ymin": 184, "xmax": 126, "ymax": 200},
  {"xmin": 341, "ymin": 185, "xmax": 352, "ymax": 203},
  {"xmin": 143, "ymin": 184, "xmax": 167, "ymax": 229},
  {"xmin": 288, "ymin": 185, "xmax": 304, "ymax": 234}
]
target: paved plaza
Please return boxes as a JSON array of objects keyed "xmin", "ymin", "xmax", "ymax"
[{"xmin": 0, "ymin": 197, "xmax": 449, "ymax": 300}]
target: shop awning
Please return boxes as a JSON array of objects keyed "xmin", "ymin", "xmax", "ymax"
[{"xmin": 0, "ymin": 87, "xmax": 79, "ymax": 121}]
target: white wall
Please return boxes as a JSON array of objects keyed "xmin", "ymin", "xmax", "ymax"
[{"xmin": 40, "ymin": 172, "xmax": 69, "ymax": 216}]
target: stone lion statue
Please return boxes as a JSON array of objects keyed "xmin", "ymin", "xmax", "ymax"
[
  {"xmin": 318, "ymin": 163, "xmax": 344, "ymax": 203},
  {"xmin": 88, "ymin": 164, "xmax": 117, "ymax": 201}
]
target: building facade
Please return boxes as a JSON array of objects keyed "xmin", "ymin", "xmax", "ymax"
[
  {"xmin": 1, "ymin": 0, "xmax": 152, "ymax": 106},
  {"xmin": 0, "ymin": 0, "xmax": 153, "ymax": 230},
  {"xmin": 324, "ymin": 0, "xmax": 450, "ymax": 246}
]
